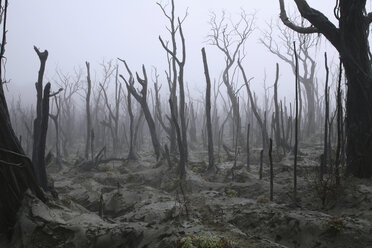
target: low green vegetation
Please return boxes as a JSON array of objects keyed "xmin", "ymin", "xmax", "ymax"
[{"xmin": 175, "ymin": 235, "xmax": 234, "ymax": 248}]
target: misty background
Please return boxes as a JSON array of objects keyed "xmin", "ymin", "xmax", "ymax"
[{"xmin": 5, "ymin": 0, "xmax": 344, "ymax": 107}]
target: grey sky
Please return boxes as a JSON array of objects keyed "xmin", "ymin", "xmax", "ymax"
[{"xmin": 5, "ymin": 0, "xmax": 339, "ymax": 105}]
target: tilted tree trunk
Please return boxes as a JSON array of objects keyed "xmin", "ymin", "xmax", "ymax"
[
  {"xmin": 49, "ymin": 96, "xmax": 61, "ymax": 165},
  {"xmin": 238, "ymin": 60, "xmax": 269, "ymax": 151},
  {"xmin": 119, "ymin": 60, "xmax": 162, "ymax": 160}
]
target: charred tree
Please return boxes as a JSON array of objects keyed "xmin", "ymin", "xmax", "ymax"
[
  {"xmin": 84, "ymin": 62, "xmax": 92, "ymax": 160},
  {"xmin": 202, "ymin": 48, "xmax": 215, "ymax": 173},
  {"xmin": 31, "ymin": 46, "xmax": 51, "ymax": 190},
  {"xmin": 120, "ymin": 60, "xmax": 162, "ymax": 160},
  {"xmin": 158, "ymin": 0, "xmax": 189, "ymax": 161},
  {"xmin": 293, "ymin": 42, "xmax": 299, "ymax": 204},
  {"xmin": 49, "ymin": 96, "xmax": 61, "ymax": 165},
  {"xmin": 0, "ymin": 1, "xmax": 45, "ymax": 235},
  {"xmin": 278, "ymin": 0, "xmax": 372, "ymax": 178}
]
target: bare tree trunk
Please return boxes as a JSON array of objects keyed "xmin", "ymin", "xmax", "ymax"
[
  {"xmin": 170, "ymin": 99, "xmax": 186, "ymax": 179},
  {"xmin": 246, "ymin": 123, "xmax": 250, "ymax": 170},
  {"xmin": 279, "ymin": 0, "xmax": 372, "ymax": 178},
  {"xmin": 32, "ymin": 46, "xmax": 50, "ymax": 190},
  {"xmin": 259, "ymin": 149, "xmax": 263, "ymax": 180},
  {"xmin": 239, "ymin": 60, "xmax": 269, "ymax": 151},
  {"xmin": 120, "ymin": 61, "xmax": 162, "ymax": 159},
  {"xmin": 202, "ymin": 48, "xmax": 215, "ymax": 173},
  {"xmin": 0, "ymin": 1, "xmax": 46, "ymax": 234},
  {"xmin": 127, "ymin": 84, "xmax": 137, "ymax": 160},
  {"xmin": 335, "ymin": 61, "xmax": 343, "ymax": 186},
  {"xmin": 269, "ymin": 138, "xmax": 273, "ymax": 201},
  {"xmin": 293, "ymin": 42, "xmax": 299, "ymax": 204},
  {"xmin": 85, "ymin": 62, "xmax": 92, "ymax": 160},
  {"xmin": 49, "ymin": 96, "xmax": 61, "ymax": 165},
  {"xmin": 273, "ymin": 63, "xmax": 282, "ymax": 154},
  {"xmin": 322, "ymin": 53, "xmax": 330, "ymax": 183}
]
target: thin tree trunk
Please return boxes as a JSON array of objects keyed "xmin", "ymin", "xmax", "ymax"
[
  {"xmin": 85, "ymin": 62, "xmax": 92, "ymax": 160},
  {"xmin": 202, "ymin": 48, "xmax": 215, "ymax": 173}
]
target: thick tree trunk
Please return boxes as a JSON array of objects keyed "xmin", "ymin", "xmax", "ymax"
[
  {"xmin": 32, "ymin": 47, "xmax": 50, "ymax": 190},
  {"xmin": 0, "ymin": 3, "xmax": 45, "ymax": 234},
  {"xmin": 279, "ymin": 0, "xmax": 372, "ymax": 178},
  {"xmin": 339, "ymin": 2, "xmax": 372, "ymax": 178}
]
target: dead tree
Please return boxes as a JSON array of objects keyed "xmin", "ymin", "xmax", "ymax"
[
  {"xmin": 293, "ymin": 42, "xmax": 299, "ymax": 204},
  {"xmin": 100, "ymin": 64, "xmax": 121, "ymax": 155},
  {"xmin": 208, "ymin": 10, "xmax": 255, "ymax": 149},
  {"xmin": 119, "ymin": 60, "xmax": 162, "ymax": 160},
  {"xmin": 322, "ymin": 53, "xmax": 330, "ymax": 182},
  {"xmin": 278, "ymin": 0, "xmax": 372, "ymax": 178},
  {"xmin": 261, "ymin": 21, "xmax": 318, "ymax": 135},
  {"xmin": 269, "ymin": 138, "xmax": 274, "ymax": 201},
  {"xmin": 49, "ymin": 95, "xmax": 61, "ymax": 165},
  {"xmin": 31, "ymin": 46, "xmax": 51, "ymax": 190},
  {"xmin": 246, "ymin": 123, "xmax": 250, "ymax": 170},
  {"xmin": 202, "ymin": 48, "xmax": 215, "ymax": 173},
  {"xmin": 84, "ymin": 62, "xmax": 92, "ymax": 160},
  {"xmin": 335, "ymin": 61, "xmax": 343, "ymax": 186},
  {"xmin": 238, "ymin": 60, "xmax": 269, "ymax": 151},
  {"xmin": 126, "ymin": 75, "xmax": 137, "ymax": 160},
  {"xmin": 0, "ymin": 0, "xmax": 45, "ymax": 235},
  {"xmin": 170, "ymin": 98, "xmax": 186, "ymax": 179},
  {"xmin": 158, "ymin": 0, "xmax": 189, "ymax": 161},
  {"xmin": 273, "ymin": 63, "xmax": 284, "ymax": 154},
  {"xmin": 55, "ymin": 69, "xmax": 81, "ymax": 156}
]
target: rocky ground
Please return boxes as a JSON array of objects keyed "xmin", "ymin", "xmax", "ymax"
[{"xmin": 5, "ymin": 142, "xmax": 372, "ymax": 248}]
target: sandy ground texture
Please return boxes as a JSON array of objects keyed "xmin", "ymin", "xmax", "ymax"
[{"xmin": 6, "ymin": 143, "xmax": 372, "ymax": 248}]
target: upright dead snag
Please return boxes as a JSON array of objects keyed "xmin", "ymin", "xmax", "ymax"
[
  {"xmin": 49, "ymin": 95, "xmax": 61, "ymax": 165},
  {"xmin": 293, "ymin": 42, "xmax": 299, "ymax": 204},
  {"xmin": 202, "ymin": 48, "xmax": 215, "ymax": 173},
  {"xmin": 269, "ymin": 138, "xmax": 274, "ymax": 201},
  {"xmin": 84, "ymin": 62, "xmax": 92, "ymax": 160},
  {"xmin": 32, "ymin": 46, "xmax": 50, "ymax": 190},
  {"xmin": 158, "ymin": 0, "xmax": 189, "ymax": 161},
  {"xmin": 322, "ymin": 53, "xmax": 330, "ymax": 183}
]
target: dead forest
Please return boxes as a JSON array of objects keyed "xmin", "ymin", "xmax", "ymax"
[{"xmin": 1, "ymin": 0, "xmax": 372, "ymax": 248}]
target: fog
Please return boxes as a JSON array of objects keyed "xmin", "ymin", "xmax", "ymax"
[
  {"xmin": 6, "ymin": 0, "xmax": 337, "ymax": 104},
  {"xmin": 4, "ymin": 1, "xmax": 372, "ymax": 247}
]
